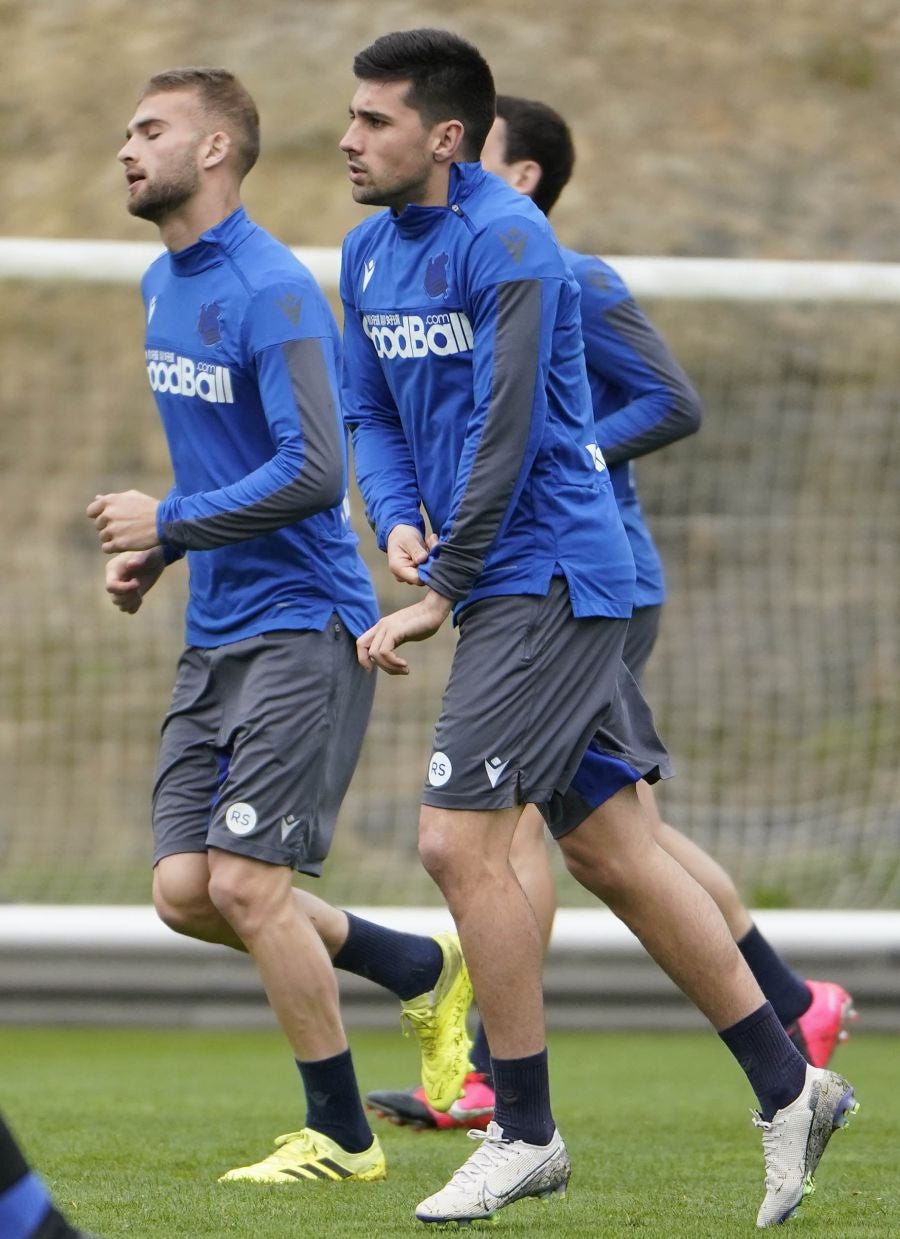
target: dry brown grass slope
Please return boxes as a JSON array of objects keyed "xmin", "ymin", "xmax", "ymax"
[{"xmin": 2, "ymin": 0, "xmax": 899, "ymax": 258}]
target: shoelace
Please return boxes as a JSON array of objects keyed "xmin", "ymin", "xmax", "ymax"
[
  {"xmin": 264, "ymin": 1130, "xmax": 320, "ymax": 1165},
  {"xmin": 752, "ymin": 1111, "xmax": 786, "ymax": 1190},
  {"xmin": 444, "ymin": 1127, "xmax": 515, "ymax": 1188},
  {"xmin": 402, "ymin": 998, "xmax": 438, "ymax": 1044}
]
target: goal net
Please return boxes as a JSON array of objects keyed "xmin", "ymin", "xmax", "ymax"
[{"xmin": 0, "ymin": 245, "xmax": 897, "ymax": 909}]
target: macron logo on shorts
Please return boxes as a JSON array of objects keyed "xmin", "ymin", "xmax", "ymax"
[
  {"xmin": 280, "ymin": 813, "xmax": 301, "ymax": 842},
  {"xmin": 484, "ymin": 756, "xmax": 509, "ymax": 789}
]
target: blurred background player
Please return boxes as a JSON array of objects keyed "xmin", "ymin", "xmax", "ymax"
[
  {"xmin": 365, "ymin": 94, "xmax": 856, "ymax": 1133},
  {"xmin": 88, "ymin": 66, "xmax": 472, "ymax": 1188},
  {"xmin": 0, "ymin": 1110, "xmax": 97, "ymax": 1239}
]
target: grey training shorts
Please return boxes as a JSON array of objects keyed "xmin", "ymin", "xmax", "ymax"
[
  {"xmin": 623, "ymin": 604, "xmax": 663, "ymax": 685},
  {"xmin": 421, "ymin": 578, "xmax": 671, "ymax": 837},
  {"xmin": 152, "ymin": 621, "xmax": 374, "ymax": 875}
]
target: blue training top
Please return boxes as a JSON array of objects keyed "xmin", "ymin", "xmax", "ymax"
[
  {"xmin": 563, "ymin": 250, "xmax": 702, "ymax": 607},
  {"xmin": 142, "ymin": 206, "xmax": 378, "ymax": 646},
  {"xmin": 341, "ymin": 162, "xmax": 635, "ymax": 620}
]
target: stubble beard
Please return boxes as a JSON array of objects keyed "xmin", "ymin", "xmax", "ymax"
[
  {"xmin": 128, "ymin": 160, "xmax": 200, "ymax": 224},
  {"xmin": 352, "ymin": 166, "xmax": 430, "ymax": 214}
]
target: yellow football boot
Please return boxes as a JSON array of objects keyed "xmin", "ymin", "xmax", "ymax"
[
  {"xmin": 400, "ymin": 931, "xmax": 474, "ymax": 1112},
  {"xmin": 219, "ymin": 1128, "xmax": 386, "ymax": 1184}
]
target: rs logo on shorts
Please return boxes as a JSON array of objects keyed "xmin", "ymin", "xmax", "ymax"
[
  {"xmin": 427, "ymin": 752, "xmax": 452, "ymax": 787},
  {"xmin": 224, "ymin": 802, "xmax": 258, "ymax": 835}
]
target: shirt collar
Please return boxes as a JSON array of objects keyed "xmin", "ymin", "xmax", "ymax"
[
  {"xmin": 390, "ymin": 162, "xmax": 486, "ymax": 236},
  {"xmin": 168, "ymin": 206, "xmax": 255, "ymax": 275}
]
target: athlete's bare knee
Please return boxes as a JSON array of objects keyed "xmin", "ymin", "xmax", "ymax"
[
  {"xmin": 417, "ymin": 812, "xmax": 484, "ymax": 901},
  {"xmin": 151, "ymin": 853, "xmax": 218, "ymax": 937},
  {"xmin": 559, "ymin": 832, "xmax": 631, "ymax": 901},
  {"xmin": 152, "ymin": 882, "xmax": 215, "ymax": 939},
  {"xmin": 417, "ymin": 828, "xmax": 459, "ymax": 889},
  {"xmin": 207, "ymin": 856, "xmax": 288, "ymax": 940},
  {"xmin": 206, "ymin": 867, "xmax": 254, "ymax": 929}
]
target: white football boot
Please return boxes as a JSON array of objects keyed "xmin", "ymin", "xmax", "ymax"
[
  {"xmin": 415, "ymin": 1121, "xmax": 570, "ymax": 1224},
  {"xmin": 754, "ymin": 1065, "xmax": 858, "ymax": 1227}
]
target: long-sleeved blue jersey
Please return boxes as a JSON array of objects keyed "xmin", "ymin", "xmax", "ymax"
[
  {"xmin": 564, "ymin": 251, "xmax": 702, "ymax": 607},
  {"xmin": 341, "ymin": 162, "xmax": 635, "ymax": 619},
  {"xmin": 142, "ymin": 207, "xmax": 377, "ymax": 646}
]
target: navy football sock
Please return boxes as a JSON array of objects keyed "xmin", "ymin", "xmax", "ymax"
[
  {"xmin": 719, "ymin": 1002, "xmax": 809, "ymax": 1121},
  {"xmin": 491, "ymin": 1048, "xmax": 555, "ymax": 1145},
  {"xmin": 470, "ymin": 1019, "xmax": 492, "ymax": 1078},
  {"xmin": 297, "ymin": 1049, "xmax": 373, "ymax": 1153},
  {"xmin": 332, "ymin": 912, "xmax": 444, "ymax": 1000},
  {"xmin": 737, "ymin": 924, "xmax": 812, "ymax": 1026}
]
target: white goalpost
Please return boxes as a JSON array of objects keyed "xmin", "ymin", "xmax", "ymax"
[{"xmin": 3, "ymin": 236, "xmax": 900, "ymax": 300}]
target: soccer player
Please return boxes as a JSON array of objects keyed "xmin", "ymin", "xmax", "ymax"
[
  {"xmin": 0, "ymin": 1110, "xmax": 97, "ymax": 1238},
  {"xmin": 87, "ymin": 66, "xmax": 474, "ymax": 1187},
  {"xmin": 339, "ymin": 29, "xmax": 858, "ymax": 1227},
  {"xmin": 365, "ymin": 93, "xmax": 856, "ymax": 1133}
]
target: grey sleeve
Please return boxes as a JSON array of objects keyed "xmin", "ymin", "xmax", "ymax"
[
  {"xmin": 424, "ymin": 280, "xmax": 541, "ymax": 600},
  {"xmin": 159, "ymin": 337, "xmax": 345, "ymax": 550},
  {"xmin": 592, "ymin": 297, "xmax": 703, "ymax": 466}
]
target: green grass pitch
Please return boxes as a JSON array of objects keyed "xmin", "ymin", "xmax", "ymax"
[{"xmin": 0, "ymin": 1026, "xmax": 896, "ymax": 1237}]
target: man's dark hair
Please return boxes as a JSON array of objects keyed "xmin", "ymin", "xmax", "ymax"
[
  {"xmin": 495, "ymin": 95, "xmax": 575, "ymax": 215},
  {"xmin": 353, "ymin": 29, "xmax": 495, "ymax": 161},
  {"xmin": 139, "ymin": 67, "xmax": 260, "ymax": 178}
]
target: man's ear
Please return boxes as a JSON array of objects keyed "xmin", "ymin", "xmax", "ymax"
[
  {"xmin": 512, "ymin": 159, "xmax": 543, "ymax": 198},
  {"xmin": 202, "ymin": 130, "xmax": 231, "ymax": 170},
  {"xmin": 432, "ymin": 118, "xmax": 465, "ymax": 164}
]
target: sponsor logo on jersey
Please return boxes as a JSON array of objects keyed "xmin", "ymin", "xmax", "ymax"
[
  {"xmin": 585, "ymin": 442, "xmax": 608, "ymax": 473},
  {"xmin": 427, "ymin": 751, "xmax": 452, "ymax": 787},
  {"xmin": 197, "ymin": 301, "xmax": 222, "ymax": 345},
  {"xmin": 224, "ymin": 801, "xmax": 257, "ymax": 835},
  {"xmin": 484, "ymin": 756, "xmax": 509, "ymax": 789},
  {"xmin": 147, "ymin": 295, "xmax": 158, "ymax": 325},
  {"xmin": 145, "ymin": 350, "xmax": 235, "ymax": 403},
  {"xmin": 363, "ymin": 258, "xmax": 376, "ymax": 291},
  {"xmin": 362, "ymin": 311, "xmax": 473, "ymax": 360},
  {"xmin": 424, "ymin": 251, "xmax": 450, "ymax": 299}
]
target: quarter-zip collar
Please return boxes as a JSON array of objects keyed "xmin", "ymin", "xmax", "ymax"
[
  {"xmin": 390, "ymin": 162, "xmax": 486, "ymax": 238},
  {"xmin": 168, "ymin": 206, "xmax": 255, "ymax": 276}
]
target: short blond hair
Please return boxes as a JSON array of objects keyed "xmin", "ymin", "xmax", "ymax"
[{"xmin": 139, "ymin": 67, "xmax": 260, "ymax": 178}]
